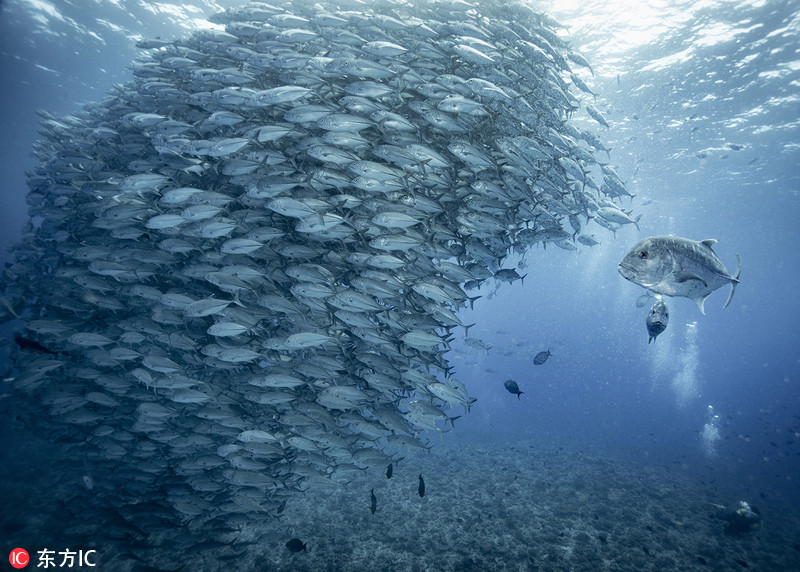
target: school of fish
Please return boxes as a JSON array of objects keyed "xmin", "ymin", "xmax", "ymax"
[{"xmin": 0, "ymin": 0, "xmax": 631, "ymax": 540}]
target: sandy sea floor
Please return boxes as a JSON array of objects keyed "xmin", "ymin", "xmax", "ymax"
[
  {"xmin": 253, "ymin": 441, "xmax": 800, "ymax": 572},
  {"xmin": 3, "ymin": 437, "xmax": 799, "ymax": 571}
]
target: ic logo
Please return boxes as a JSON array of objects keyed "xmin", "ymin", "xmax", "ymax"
[{"xmin": 9, "ymin": 548, "xmax": 29, "ymax": 569}]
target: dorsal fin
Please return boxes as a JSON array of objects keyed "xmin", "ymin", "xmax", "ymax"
[{"xmin": 701, "ymin": 239, "xmax": 717, "ymax": 249}]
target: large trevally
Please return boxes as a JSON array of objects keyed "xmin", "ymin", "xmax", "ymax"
[{"xmin": 618, "ymin": 235, "xmax": 741, "ymax": 314}]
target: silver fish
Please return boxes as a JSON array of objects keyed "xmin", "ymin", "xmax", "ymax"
[{"xmin": 619, "ymin": 236, "xmax": 741, "ymax": 314}]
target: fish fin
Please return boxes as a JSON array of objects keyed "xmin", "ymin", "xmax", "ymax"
[
  {"xmin": 232, "ymin": 290, "xmax": 245, "ymax": 308},
  {"xmin": 674, "ymin": 271, "xmax": 708, "ymax": 287},
  {"xmin": 701, "ymin": 239, "xmax": 718, "ymax": 249},
  {"xmin": 723, "ymin": 254, "xmax": 742, "ymax": 308},
  {"xmin": 694, "ymin": 293, "xmax": 710, "ymax": 315}
]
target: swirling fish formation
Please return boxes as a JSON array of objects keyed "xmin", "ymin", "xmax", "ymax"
[{"xmin": 2, "ymin": 0, "xmax": 630, "ymax": 535}]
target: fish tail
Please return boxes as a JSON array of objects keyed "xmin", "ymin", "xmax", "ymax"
[
  {"xmin": 0, "ymin": 297, "xmax": 21, "ymax": 319},
  {"xmin": 723, "ymin": 253, "xmax": 741, "ymax": 309},
  {"xmin": 232, "ymin": 290, "xmax": 245, "ymax": 308}
]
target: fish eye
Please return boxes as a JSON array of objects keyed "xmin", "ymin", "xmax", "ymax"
[{"xmin": 638, "ymin": 251, "xmax": 648, "ymax": 259}]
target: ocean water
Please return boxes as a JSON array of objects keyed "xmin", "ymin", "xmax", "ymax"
[{"xmin": 1, "ymin": 1, "xmax": 799, "ymax": 571}]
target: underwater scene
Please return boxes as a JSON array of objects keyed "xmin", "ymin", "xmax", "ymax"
[{"xmin": 1, "ymin": 0, "xmax": 799, "ymax": 570}]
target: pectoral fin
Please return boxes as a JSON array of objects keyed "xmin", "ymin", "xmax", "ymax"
[
  {"xmin": 694, "ymin": 293, "xmax": 711, "ymax": 315},
  {"xmin": 674, "ymin": 272, "xmax": 708, "ymax": 287}
]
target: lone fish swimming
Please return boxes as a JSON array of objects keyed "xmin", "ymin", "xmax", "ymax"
[{"xmin": 618, "ymin": 236, "xmax": 740, "ymax": 314}]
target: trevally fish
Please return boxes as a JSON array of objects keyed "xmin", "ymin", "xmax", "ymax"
[
  {"xmin": 618, "ymin": 236, "xmax": 741, "ymax": 314},
  {"xmin": 0, "ymin": 0, "xmax": 635, "ymax": 543}
]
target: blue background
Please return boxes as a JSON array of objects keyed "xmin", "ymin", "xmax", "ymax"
[{"xmin": 1, "ymin": 0, "xmax": 798, "ymax": 517}]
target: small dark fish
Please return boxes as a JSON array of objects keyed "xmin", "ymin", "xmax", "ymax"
[
  {"xmin": 646, "ymin": 300, "xmax": 669, "ymax": 343},
  {"xmin": 386, "ymin": 463, "xmax": 393, "ymax": 479},
  {"xmin": 463, "ymin": 279, "xmax": 484, "ymax": 291},
  {"xmin": 370, "ymin": 488, "xmax": 377, "ymax": 515},
  {"xmin": 285, "ymin": 538, "xmax": 306, "ymax": 553},
  {"xmin": 418, "ymin": 474, "xmax": 425, "ymax": 498},
  {"xmin": 504, "ymin": 379, "xmax": 524, "ymax": 399},
  {"xmin": 14, "ymin": 335, "xmax": 58, "ymax": 355},
  {"xmin": 494, "ymin": 268, "xmax": 526, "ymax": 285},
  {"xmin": 276, "ymin": 499, "xmax": 286, "ymax": 514},
  {"xmin": 533, "ymin": 349, "xmax": 551, "ymax": 365},
  {"xmin": 736, "ymin": 560, "xmax": 748, "ymax": 568},
  {"xmin": 696, "ymin": 556, "xmax": 707, "ymax": 565}
]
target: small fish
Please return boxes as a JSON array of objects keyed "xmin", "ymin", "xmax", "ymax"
[
  {"xmin": 504, "ymin": 379, "xmax": 524, "ymax": 399},
  {"xmin": 285, "ymin": 538, "xmax": 306, "ymax": 553},
  {"xmin": 1, "ymin": 0, "xmax": 645, "ymax": 540},
  {"xmin": 646, "ymin": 300, "xmax": 669, "ymax": 343},
  {"xmin": 494, "ymin": 268, "xmax": 526, "ymax": 285},
  {"xmin": 533, "ymin": 349, "xmax": 551, "ymax": 365},
  {"xmin": 370, "ymin": 488, "xmax": 377, "ymax": 515},
  {"xmin": 418, "ymin": 474, "xmax": 425, "ymax": 498}
]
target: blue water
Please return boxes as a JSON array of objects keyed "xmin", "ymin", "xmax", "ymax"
[{"xmin": 1, "ymin": 0, "xmax": 799, "ymax": 569}]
